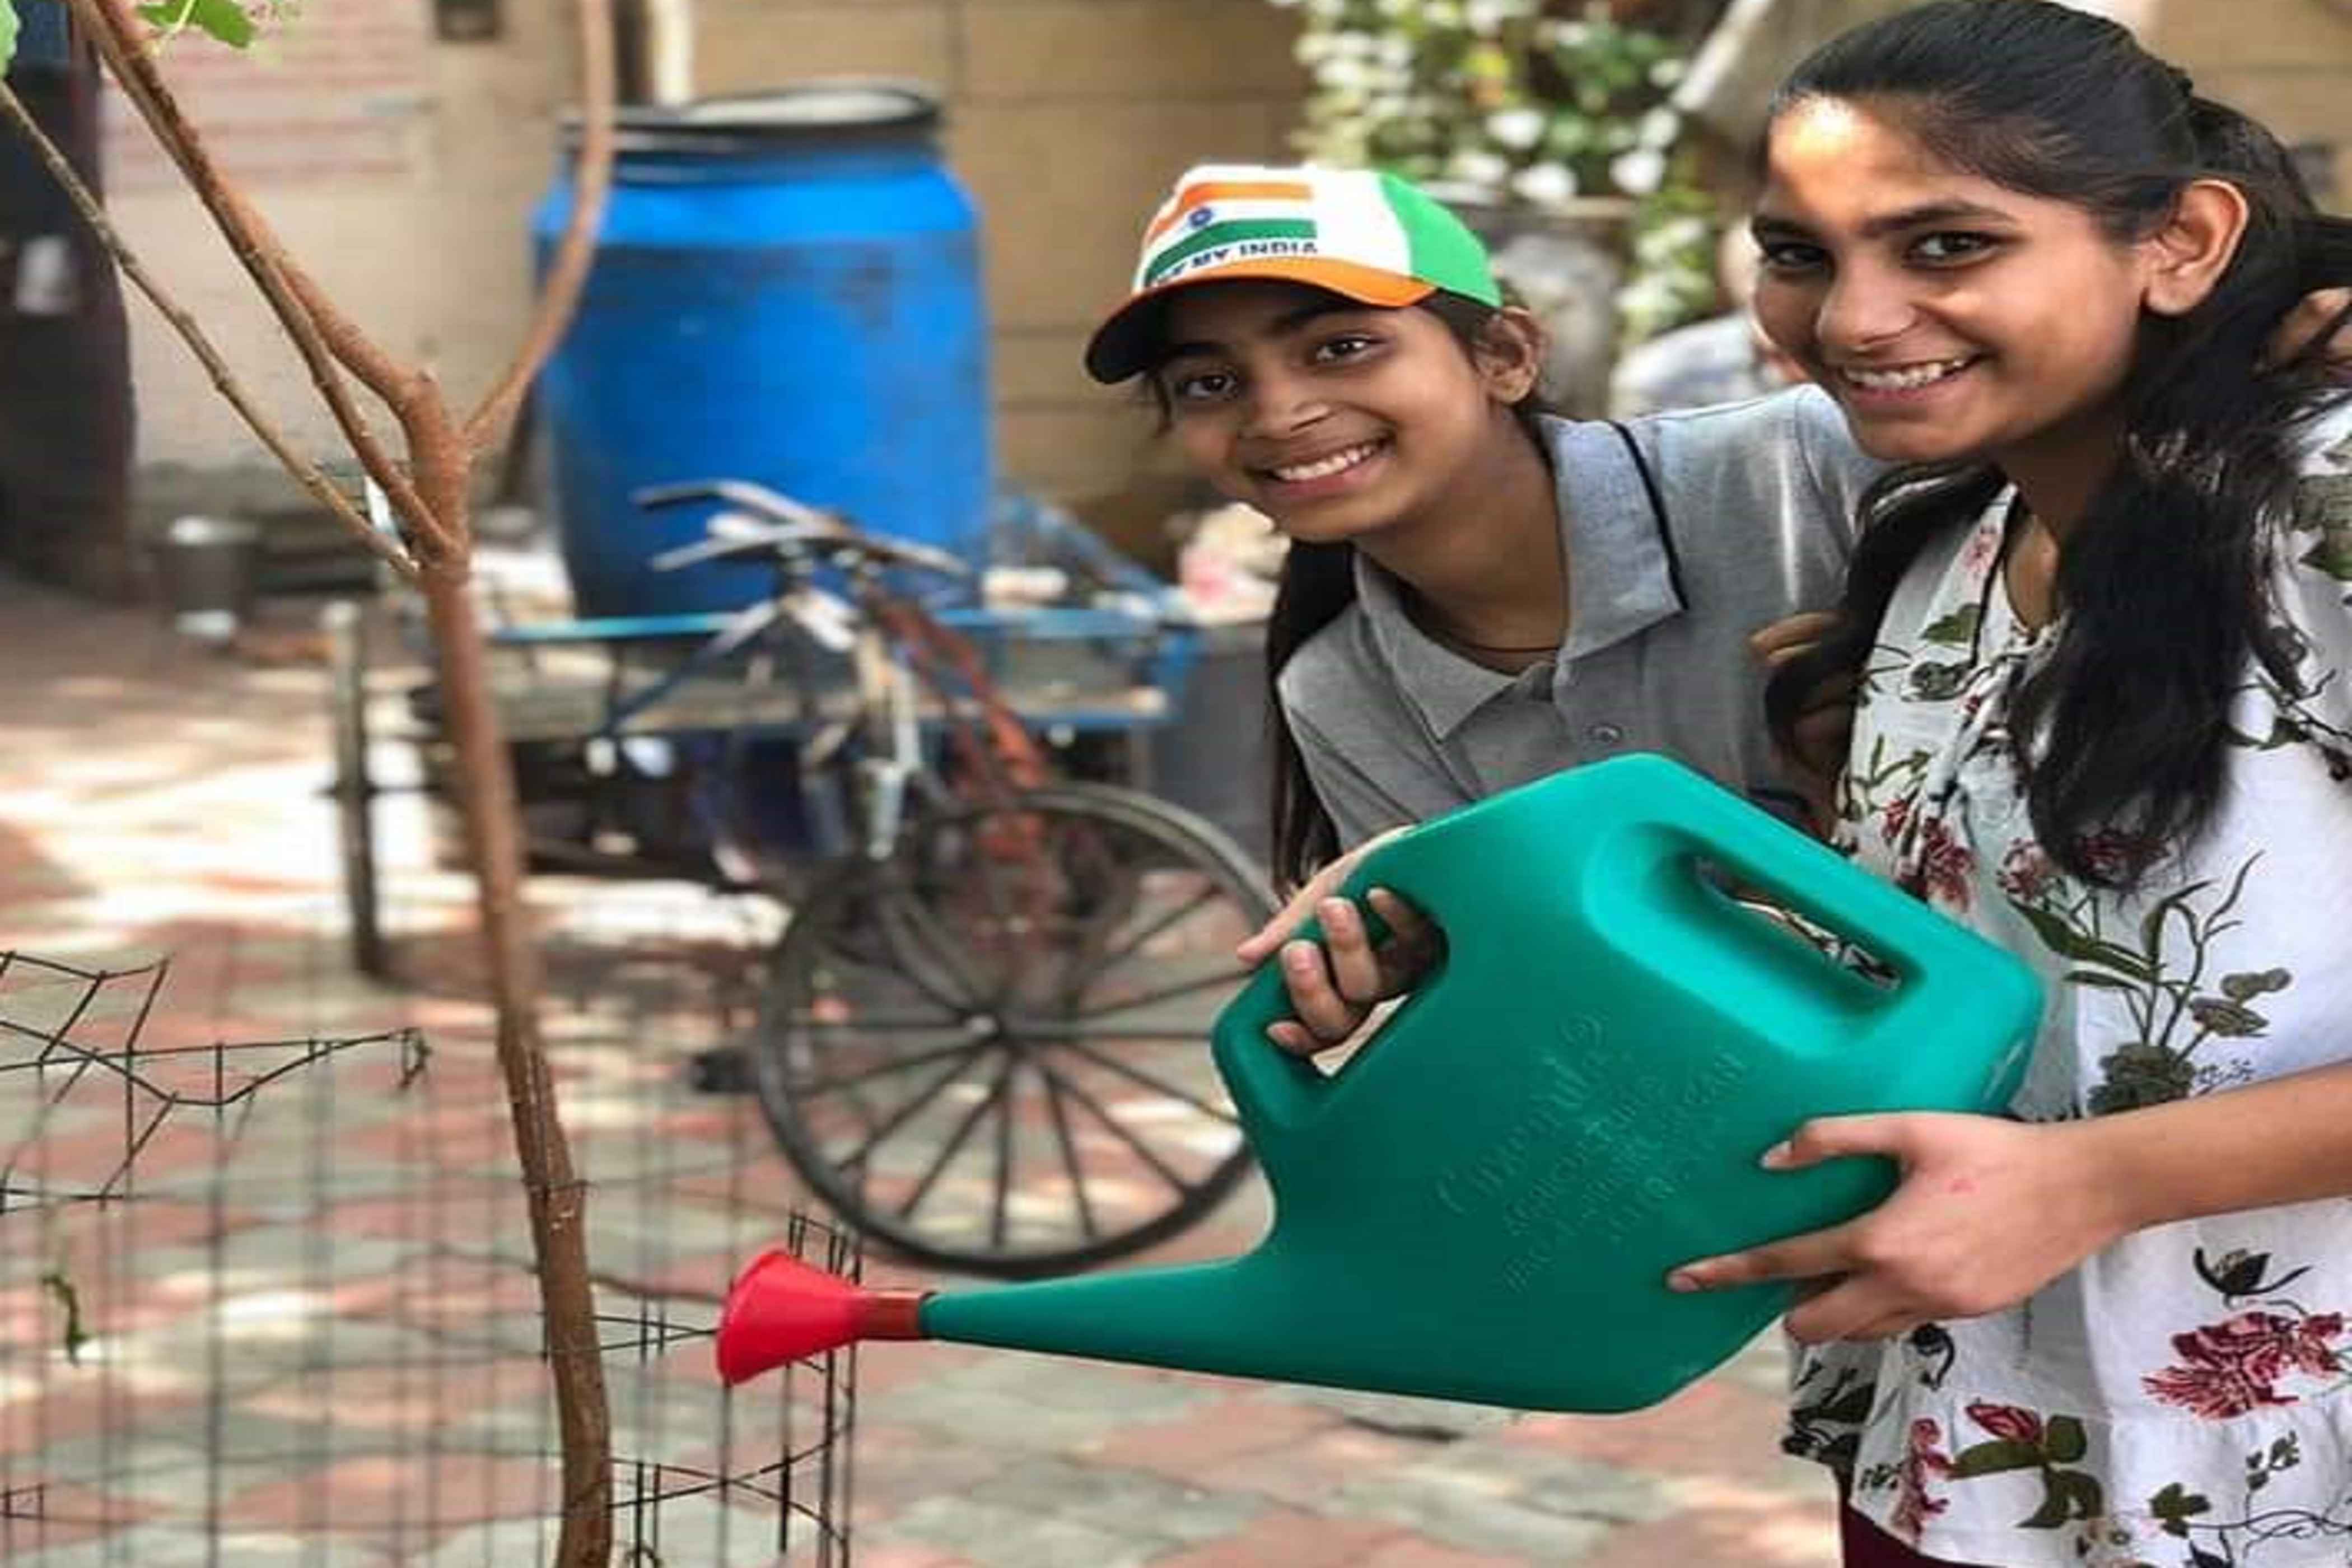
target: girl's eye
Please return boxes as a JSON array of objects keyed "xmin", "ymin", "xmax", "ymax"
[
  {"xmin": 1166, "ymin": 368, "xmax": 1238, "ymax": 404},
  {"xmin": 1912, "ymin": 231, "xmax": 1998, "ymax": 265},
  {"xmin": 1757, "ymin": 239, "xmax": 1828, "ymax": 274},
  {"xmin": 1311, "ymin": 333, "xmax": 1381, "ymax": 363}
]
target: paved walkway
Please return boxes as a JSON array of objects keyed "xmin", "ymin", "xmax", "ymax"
[{"xmin": 0, "ymin": 570, "xmax": 1841, "ymax": 1566}]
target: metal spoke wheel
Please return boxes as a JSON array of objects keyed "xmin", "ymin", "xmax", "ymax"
[
  {"xmin": 324, "ymin": 600, "xmax": 389, "ymax": 979},
  {"xmin": 749, "ymin": 782, "xmax": 1277, "ymax": 1277}
]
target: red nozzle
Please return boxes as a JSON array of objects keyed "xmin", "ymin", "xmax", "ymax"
[{"xmin": 716, "ymin": 1248, "xmax": 930, "ymax": 1385}]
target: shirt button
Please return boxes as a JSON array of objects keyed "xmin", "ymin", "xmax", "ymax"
[{"xmin": 1588, "ymin": 722, "xmax": 1626, "ymax": 746}]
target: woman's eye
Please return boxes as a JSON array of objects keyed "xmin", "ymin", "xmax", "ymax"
[
  {"xmin": 1312, "ymin": 333, "xmax": 1381, "ymax": 363},
  {"xmin": 1912, "ymin": 231, "xmax": 1997, "ymax": 264},
  {"xmin": 1757, "ymin": 240, "xmax": 1827, "ymax": 273}
]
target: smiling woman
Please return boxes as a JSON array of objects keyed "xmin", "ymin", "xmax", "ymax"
[{"xmin": 1648, "ymin": 5, "xmax": 2352, "ymax": 1566}]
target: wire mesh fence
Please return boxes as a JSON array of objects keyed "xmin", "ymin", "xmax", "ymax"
[{"xmin": 0, "ymin": 942, "xmax": 855, "ymax": 1567}]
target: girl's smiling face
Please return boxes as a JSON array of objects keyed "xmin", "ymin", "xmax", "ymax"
[
  {"xmin": 1751, "ymin": 95, "xmax": 2164, "ymax": 476},
  {"xmin": 1151, "ymin": 281, "xmax": 1538, "ymax": 545}
]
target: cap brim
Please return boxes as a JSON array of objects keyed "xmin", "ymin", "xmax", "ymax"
[{"xmin": 1083, "ymin": 258, "xmax": 1436, "ymax": 384}]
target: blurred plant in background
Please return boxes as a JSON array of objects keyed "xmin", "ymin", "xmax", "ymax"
[{"xmin": 1270, "ymin": 0, "xmax": 1731, "ymax": 346}]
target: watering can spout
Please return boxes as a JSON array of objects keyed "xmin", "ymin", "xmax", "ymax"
[
  {"xmin": 715, "ymin": 1249, "xmax": 928, "ymax": 1385},
  {"xmin": 717, "ymin": 1249, "xmax": 1278, "ymax": 1389}
]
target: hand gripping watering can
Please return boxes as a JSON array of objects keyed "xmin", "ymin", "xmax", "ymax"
[{"xmin": 718, "ymin": 754, "xmax": 2041, "ymax": 1412}]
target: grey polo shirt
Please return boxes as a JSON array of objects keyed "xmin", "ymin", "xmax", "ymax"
[{"xmin": 1277, "ymin": 385, "xmax": 1882, "ymax": 848}]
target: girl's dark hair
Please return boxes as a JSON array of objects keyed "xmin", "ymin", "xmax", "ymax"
[
  {"xmin": 1760, "ymin": 0, "xmax": 2352, "ymax": 888},
  {"xmin": 1263, "ymin": 292, "xmax": 1551, "ymax": 889}
]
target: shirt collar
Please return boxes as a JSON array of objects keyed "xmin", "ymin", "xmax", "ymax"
[{"xmin": 1354, "ymin": 415, "xmax": 1686, "ymax": 740}]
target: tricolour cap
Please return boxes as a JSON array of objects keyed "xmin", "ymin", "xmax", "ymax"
[{"xmin": 1083, "ymin": 163, "xmax": 1503, "ymax": 384}]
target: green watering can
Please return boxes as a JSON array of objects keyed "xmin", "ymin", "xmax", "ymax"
[{"xmin": 717, "ymin": 753, "xmax": 2042, "ymax": 1412}]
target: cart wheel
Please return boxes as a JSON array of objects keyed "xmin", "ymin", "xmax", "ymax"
[
  {"xmin": 324, "ymin": 600, "xmax": 389, "ymax": 979},
  {"xmin": 748, "ymin": 782, "xmax": 1278, "ymax": 1277}
]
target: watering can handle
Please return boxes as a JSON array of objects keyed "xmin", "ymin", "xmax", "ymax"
[{"xmin": 1210, "ymin": 840, "xmax": 1405, "ymax": 1136}]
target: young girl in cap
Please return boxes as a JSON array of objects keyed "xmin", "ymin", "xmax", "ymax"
[
  {"xmin": 1084, "ymin": 164, "xmax": 1881, "ymax": 1048},
  {"xmin": 1651, "ymin": 5, "xmax": 2352, "ymax": 1564}
]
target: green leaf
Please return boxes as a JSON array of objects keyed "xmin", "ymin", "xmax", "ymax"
[
  {"xmin": 1948, "ymin": 1439, "xmax": 2043, "ymax": 1478},
  {"xmin": 2020, "ymin": 1480, "xmax": 2072, "ymax": 1530},
  {"xmin": 2303, "ymin": 529, "xmax": 2352, "ymax": 582},
  {"xmin": 1921, "ymin": 604, "xmax": 1983, "ymax": 647},
  {"xmin": 2019, "ymin": 1468, "xmax": 2105, "ymax": 1529},
  {"xmin": 137, "ymin": 0, "xmax": 254, "ymax": 46},
  {"xmin": 2043, "ymin": 1415, "xmax": 2088, "ymax": 1465},
  {"xmin": 2015, "ymin": 903, "xmax": 2157, "ymax": 980},
  {"xmin": 2138, "ymin": 883, "xmax": 2200, "ymax": 963},
  {"xmin": 2148, "ymin": 1482, "xmax": 2211, "ymax": 1537},
  {"xmin": 1, "ymin": 0, "xmax": 17, "ymax": 74}
]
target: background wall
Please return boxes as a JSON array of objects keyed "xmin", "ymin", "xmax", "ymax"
[
  {"xmin": 102, "ymin": 0, "xmax": 2352, "ymax": 553},
  {"xmin": 110, "ymin": 0, "xmax": 1304, "ymax": 556},
  {"xmin": 2150, "ymin": 0, "xmax": 2352, "ymax": 205}
]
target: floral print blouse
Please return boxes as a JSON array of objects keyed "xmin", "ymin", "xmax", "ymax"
[{"xmin": 1788, "ymin": 405, "xmax": 2352, "ymax": 1568}]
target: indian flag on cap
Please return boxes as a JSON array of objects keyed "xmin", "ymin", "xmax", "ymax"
[{"xmin": 1084, "ymin": 162, "xmax": 1502, "ymax": 384}]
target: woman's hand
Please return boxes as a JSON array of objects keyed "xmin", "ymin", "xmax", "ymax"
[
  {"xmin": 1751, "ymin": 610, "xmax": 1852, "ymax": 833},
  {"xmin": 1665, "ymin": 1113, "xmax": 2134, "ymax": 1343},
  {"xmin": 1233, "ymin": 829, "xmax": 1439, "ymax": 1054},
  {"xmin": 2265, "ymin": 287, "xmax": 2352, "ymax": 372}
]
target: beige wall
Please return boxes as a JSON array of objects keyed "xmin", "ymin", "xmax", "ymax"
[
  {"xmin": 109, "ymin": 0, "xmax": 575, "ymax": 507},
  {"xmin": 113, "ymin": 0, "xmax": 1302, "ymax": 534},
  {"xmin": 691, "ymin": 0, "xmax": 1306, "ymax": 508},
  {"xmin": 2150, "ymin": 0, "xmax": 2352, "ymax": 205}
]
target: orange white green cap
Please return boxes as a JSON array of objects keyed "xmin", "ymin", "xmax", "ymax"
[{"xmin": 1083, "ymin": 163, "xmax": 1505, "ymax": 384}]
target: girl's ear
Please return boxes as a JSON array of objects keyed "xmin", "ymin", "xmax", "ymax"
[
  {"xmin": 2144, "ymin": 179, "xmax": 2250, "ymax": 318},
  {"xmin": 1474, "ymin": 305, "xmax": 1548, "ymax": 403}
]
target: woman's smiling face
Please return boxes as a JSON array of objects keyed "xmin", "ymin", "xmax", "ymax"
[
  {"xmin": 1151, "ymin": 281, "xmax": 1524, "ymax": 545},
  {"xmin": 1751, "ymin": 94, "xmax": 2162, "ymax": 472}
]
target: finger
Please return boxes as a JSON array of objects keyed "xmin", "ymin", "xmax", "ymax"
[
  {"xmin": 1236, "ymin": 870, "xmax": 1338, "ymax": 966},
  {"xmin": 1278, "ymin": 940, "xmax": 1366, "ymax": 1044},
  {"xmin": 1318, "ymin": 898, "xmax": 1387, "ymax": 1003},
  {"xmin": 2261, "ymin": 288, "xmax": 2352, "ymax": 371},
  {"xmin": 1749, "ymin": 612, "xmax": 1839, "ymax": 661},
  {"xmin": 1364, "ymin": 887, "xmax": 1435, "ymax": 951},
  {"xmin": 1763, "ymin": 1114, "xmax": 1921, "ymax": 1172},
  {"xmin": 1267, "ymin": 1019, "xmax": 1319, "ymax": 1057},
  {"xmin": 1235, "ymin": 828, "xmax": 1405, "ymax": 964},
  {"xmin": 1784, "ymin": 1281, "xmax": 1914, "ymax": 1345},
  {"xmin": 1364, "ymin": 889, "xmax": 1442, "ymax": 988},
  {"xmin": 1668, "ymin": 1222, "xmax": 1858, "ymax": 1293}
]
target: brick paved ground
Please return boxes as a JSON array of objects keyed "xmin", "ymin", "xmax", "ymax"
[{"xmin": 0, "ymin": 570, "xmax": 1840, "ymax": 1565}]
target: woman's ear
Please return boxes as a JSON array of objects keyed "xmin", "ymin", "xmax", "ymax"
[
  {"xmin": 2144, "ymin": 179, "xmax": 2250, "ymax": 318},
  {"xmin": 1475, "ymin": 305, "xmax": 1548, "ymax": 403}
]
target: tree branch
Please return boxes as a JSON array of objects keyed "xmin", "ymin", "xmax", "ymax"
[
  {"xmin": 463, "ymin": 0, "xmax": 617, "ymax": 450},
  {"xmin": 67, "ymin": 0, "xmax": 451, "ymax": 557},
  {"xmin": 0, "ymin": 78, "xmax": 417, "ymax": 584},
  {"xmin": 55, "ymin": 6, "xmax": 627, "ymax": 1557}
]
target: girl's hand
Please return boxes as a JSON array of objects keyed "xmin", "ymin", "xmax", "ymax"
[
  {"xmin": 1665, "ymin": 1113, "xmax": 2134, "ymax": 1343},
  {"xmin": 1749, "ymin": 611, "xmax": 1852, "ymax": 833},
  {"xmin": 1265, "ymin": 889, "xmax": 1440, "ymax": 1054},
  {"xmin": 1236, "ymin": 827, "xmax": 1439, "ymax": 1054}
]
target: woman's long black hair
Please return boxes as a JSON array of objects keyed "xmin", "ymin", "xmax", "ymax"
[{"xmin": 1761, "ymin": 0, "xmax": 2352, "ymax": 888}]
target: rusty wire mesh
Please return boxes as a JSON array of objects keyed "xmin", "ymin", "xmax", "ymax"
[{"xmin": 0, "ymin": 945, "xmax": 856, "ymax": 1566}]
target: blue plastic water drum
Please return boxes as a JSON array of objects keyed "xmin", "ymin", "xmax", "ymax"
[{"xmin": 532, "ymin": 85, "xmax": 993, "ymax": 617}]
